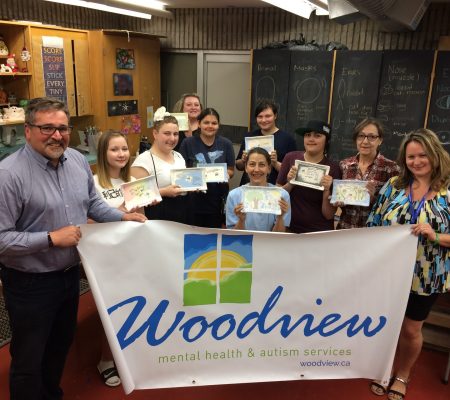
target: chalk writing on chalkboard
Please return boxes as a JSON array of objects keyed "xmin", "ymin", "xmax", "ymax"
[
  {"xmin": 286, "ymin": 51, "xmax": 332, "ymax": 138},
  {"xmin": 251, "ymin": 50, "xmax": 291, "ymax": 131},
  {"xmin": 329, "ymin": 51, "xmax": 382, "ymax": 161},
  {"xmin": 255, "ymin": 75, "xmax": 276, "ymax": 103},
  {"xmin": 376, "ymin": 51, "xmax": 434, "ymax": 159},
  {"xmin": 427, "ymin": 51, "xmax": 450, "ymax": 151}
]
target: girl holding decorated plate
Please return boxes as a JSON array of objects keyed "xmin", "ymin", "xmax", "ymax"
[
  {"xmin": 226, "ymin": 147, "xmax": 290, "ymax": 232},
  {"xmin": 277, "ymin": 120, "xmax": 341, "ymax": 233},
  {"xmin": 131, "ymin": 107, "xmax": 190, "ymax": 224}
]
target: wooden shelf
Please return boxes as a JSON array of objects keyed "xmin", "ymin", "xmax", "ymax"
[
  {"xmin": 0, "ymin": 72, "xmax": 32, "ymax": 76},
  {"xmin": 0, "ymin": 120, "xmax": 25, "ymax": 126}
]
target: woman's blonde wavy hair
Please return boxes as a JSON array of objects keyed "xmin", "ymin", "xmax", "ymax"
[{"xmin": 395, "ymin": 128, "xmax": 450, "ymax": 191}]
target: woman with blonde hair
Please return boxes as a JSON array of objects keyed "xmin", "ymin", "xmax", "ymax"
[
  {"xmin": 367, "ymin": 129, "xmax": 450, "ymax": 400},
  {"xmin": 94, "ymin": 130, "xmax": 137, "ymax": 387},
  {"xmin": 131, "ymin": 107, "xmax": 189, "ymax": 223},
  {"xmin": 172, "ymin": 93, "xmax": 203, "ymax": 151},
  {"xmin": 94, "ymin": 131, "xmax": 133, "ymax": 211}
]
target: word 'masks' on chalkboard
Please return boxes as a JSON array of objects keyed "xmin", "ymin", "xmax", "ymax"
[
  {"xmin": 376, "ymin": 50, "xmax": 434, "ymax": 160},
  {"xmin": 329, "ymin": 51, "xmax": 382, "ymax": 161},
  {"xmin": 427, "ymin": 51, "xmax": 450, "ymax": 152},
  {"xmin": 251, "ymin": 50, "xmax": 291, "ymax": 131},
  {"xmin": 286, "ymin": 51, "xmax": 333, "ymax": 146}
]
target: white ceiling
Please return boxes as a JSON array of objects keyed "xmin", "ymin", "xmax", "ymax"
[
  {"xmin": 163, "ymin": 0, "xmax": 449, "ymax": 8},
  {"xmin": 163, "ymin": 0, "xmax": 269, "ymax": 8}
]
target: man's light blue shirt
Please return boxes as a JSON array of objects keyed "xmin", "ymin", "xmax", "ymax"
[{"xmin": 0, "ymin": 143, "xmax": 123, "ymax": 272}]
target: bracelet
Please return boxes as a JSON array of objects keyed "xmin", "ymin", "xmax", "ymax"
[
  {"xmin": 47, "ymin": 232, "xmax": 54, "ymax": 248},
  {"xmin": 433, "ymin": 232, "xmax": 440, "ymax": 245}
]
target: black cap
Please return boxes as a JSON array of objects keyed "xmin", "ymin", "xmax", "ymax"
[{"xmin": 295, "ymin": 120, "xmax": 331, "ymax": 139}]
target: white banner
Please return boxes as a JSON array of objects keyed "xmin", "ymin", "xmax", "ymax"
[{"xmin": 77, "ymin": 222, "xmax": 417, "ymax": 394}]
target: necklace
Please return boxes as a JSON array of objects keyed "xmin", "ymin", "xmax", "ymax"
[{"xmin": 408, "ymin": 181, "xmax": 430, "ymax": 224}]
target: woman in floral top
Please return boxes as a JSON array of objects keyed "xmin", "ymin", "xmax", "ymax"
[
  {"xmin": 366, "ymin": 129, "xmax": 450, "ymax": 400},
  {"xmin": 336, "ymin": 117, "xmax": 399, "ymax": 229}
]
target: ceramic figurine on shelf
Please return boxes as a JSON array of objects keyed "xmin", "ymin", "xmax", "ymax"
[
  {"xmin": 20, "ymin": 47, "xmax": 31, "ymax": 72},
  {"xmin": 0, "ymin": 35, "xmax": 8, "ymax": 56},
  {"xmin": 20, "ymin": 47, "xmax": 31, "ymax": 62},
  {"xmin": 0, "ymin": 64, "xmax": 12, "ymax": 73},
  {"xmin": 6, "ymin": 54, "xmax": 18, "ymax": 73}
]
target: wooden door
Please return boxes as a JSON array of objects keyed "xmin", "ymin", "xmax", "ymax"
[{"xmin": 74, "ymin": 38, "xmax": 92, "ymax": 115}]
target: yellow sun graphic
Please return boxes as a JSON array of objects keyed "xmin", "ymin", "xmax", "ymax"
[{"xmin": 187, "ymin": 250, "xmax": 249, "ymax": 281}]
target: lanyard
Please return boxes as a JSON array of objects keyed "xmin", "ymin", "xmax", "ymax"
[{"xmin": 408, "ymin": 182, "xmax": 429, "ymax": 224}]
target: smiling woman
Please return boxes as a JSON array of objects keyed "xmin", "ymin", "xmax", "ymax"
[
  {"xmin": 179, "ymin": 108, "xmax": 236, "ymax": 228},
  {"xmin": 131, "ymin": 110, "xmax": 190, "ymax": 223},
  {"xmin": 366, "ymin": 128, "xmax": 450, "ymax": 400},
  {"xmin": 336, "ymin": 117, "xmax": 399, "ymax": 229},
  {"xmin": 236, "ymin": 100, "xmax": 297, "ymax": 185}
]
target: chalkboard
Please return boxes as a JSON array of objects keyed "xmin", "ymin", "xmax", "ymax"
[
  {"xmin": 251, "ymin": 50, "xmax": 290, "ymax": 131},
  {"xmin": 426, "ymin": 51, "xmax": 450, "ymax": 153},
  {"xmin": 329, "ymin": 51, "xmax": 382, "ymax": 161},
  {"xmin": 376, "ymin": 51, "xmax": 434, "ymax": 160},
  {"xmin": 286, "ymin": 51, "xmax": 333, "ymax": 148}
]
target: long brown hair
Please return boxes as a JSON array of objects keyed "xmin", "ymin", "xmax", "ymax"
[
  {"xmin": 395, "ymin": 128, "xmax": 450, "ymax": 191},
  {"xmin": 96, "ymin": 131, "xmax": 131, "ymax": 188}
]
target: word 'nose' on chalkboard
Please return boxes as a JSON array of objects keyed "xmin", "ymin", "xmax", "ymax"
[{"xmin": 376, "ymin": 50, "xmax": 434, "ymax": 160}]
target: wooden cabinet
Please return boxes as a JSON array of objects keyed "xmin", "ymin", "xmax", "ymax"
[
  {"xmin": 88, "ymin": 30, "xmax": 161, "ymax": 155},
  {"xmin": 30, "ymin": 26, "xmax": 92, "ymax": 116},
  {"xmin": 0, "ymin": 21, "xmax": 33, "ymax": 105}
]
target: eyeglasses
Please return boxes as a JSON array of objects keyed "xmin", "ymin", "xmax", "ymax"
[
  {"xmin": 356, "ymin": 134, "xmax": 379, "ymax": 142},
  {"xmin": 28, "ymin": 124, "xmax": 73, "ymax": 136}
]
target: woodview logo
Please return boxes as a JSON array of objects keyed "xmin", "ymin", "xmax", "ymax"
[{"xmin": 183, "ymin": 234, "xmax": 254, "ymax": 306}]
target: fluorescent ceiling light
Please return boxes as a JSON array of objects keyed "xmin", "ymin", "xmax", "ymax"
[
  {"xmin": 43, "ymin": 0, "xmax": 153, "ymax": 19},
  {"xmin": 262, "ymin": 0, "xmax": 329, "ymax": 19},
  {"xmin": 113, "ymin": 0, "xmax": 167, "ymax": 11}
]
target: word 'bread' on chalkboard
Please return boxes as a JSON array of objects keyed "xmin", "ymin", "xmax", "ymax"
[
  {"xmin": 426, "ymin": 51, "xmax": 450, "ymax": 153},
  {"xmin": 329, "ymin": 51, "xmax": 382, "ymax": 161},
  {"xmin": 286, "ymin": 51, "xmax": 333, "ymax": 150},
  {"xmin": 376, "ymin": 50, "xmax": 434, "ymax": 160},
  {"xmin": 251, "ymin": 50, "xmax": 291, "ymax": 131}
]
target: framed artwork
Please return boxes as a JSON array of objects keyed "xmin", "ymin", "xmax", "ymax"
[
  {"xmin": 197, "ymin": 163, "xmax": 228, "ymax": 183},
  {"xmin": 121, "ymin": 176, "xmax": 162, "ymax": 211},
  {"xmin": 107, "ymin": 100, "xmax": 138, "ymax": 116},
  {"xmin": 113, "ymin": 73, "xmax": 133, "ymax": 96},
  {"xmin": 170, "ymin": 168, "xmax": 207, "ymax": 191},
  {"xmin": 290, "ymin": 160, "xmax": 330, "ymax": 191},
  {"xmin": 170, "ymin": 112, "xmax": 189, "ymax": 131},
  {"xmin": 330, "ymin": 179, "xmax": 370, "ymax": 206},
  {"xmin": 242, "ymin": 185, "xmax": 282, "ymax": 215},
  {"xmin": 116, "ymin": 48, "xmax": 135, "ymax": 69},
  {"xmin": 245, "ymin": 135, "xmax": 275, "ymax": 153}
]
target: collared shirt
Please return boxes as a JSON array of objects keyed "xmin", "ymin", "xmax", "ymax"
[
  {"xmin": 0, "ymin": 143, "xmax": 124, "ymax": 273},
  {"xmin": 225, "ymin": 183, "xmax": 291, "ymax": 231},
  {"xmin": 337, "ymin": 152, "xmax": 400, "ymax": 229}
]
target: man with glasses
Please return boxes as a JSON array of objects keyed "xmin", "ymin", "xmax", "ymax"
[{"xmin": 0, "ymin": 97, "xmax": 146, "ymax": 400}]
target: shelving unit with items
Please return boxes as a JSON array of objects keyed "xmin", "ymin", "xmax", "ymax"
[{"xmin": 0, "ymin": 21, "xmax": 33, "ymax": 106}]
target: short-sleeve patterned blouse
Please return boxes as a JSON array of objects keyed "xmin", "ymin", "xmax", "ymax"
[{"xmin": 367, "ymin": 176, "xmax": 449, "ymax": 295}]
